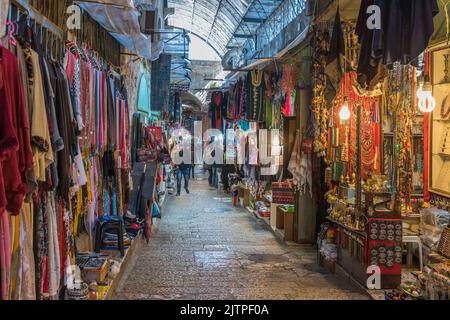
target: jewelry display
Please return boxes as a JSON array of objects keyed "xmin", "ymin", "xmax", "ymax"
[
  {"xmin": 312, "ymin": 29, "xmax": 331, "ymax": 157},
  {"xmin": 441, "ymin": 127, "xmax": 450, "ymax": 154},
  {"xmin": 249, "ymin": 70, "xmax": 264, "ymax": 121},
  {"xmin": 441, "ymin": 94, "xmax": 450, "ymax": 120},
  {"xmin": 431, "ymin": 47, "xmax": 450, "ymax": 196},
  {"xmin": 440, "ymin": 53, "xmax": 450, "ymax": 85}
]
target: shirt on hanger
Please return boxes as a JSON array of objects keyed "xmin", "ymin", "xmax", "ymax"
[{"xmin": 29, "ymin": 49, "xmax": 54, "ymax": 182}]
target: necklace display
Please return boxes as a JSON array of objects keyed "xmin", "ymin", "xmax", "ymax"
[
  {"xmin": 442, "ymin": 127, "xmax": 450, "ymax": 155},
  {"xmin": 250, "ymin": 70, "xmax": 264, "ymax": 121},
  {"xmin": 394, "ymin": 65, "xmax": 415, "ymax": 205},
  {"xmin": 312, "ymin": 29, "xmax": 330, "ymax": 157},
  {"xmin": 361, "ymin": 100, "xmax": 377, "ymax": 174},
  {"xmin": 342, "ymin": 126, "xmax": 350, "ymax": 162}
]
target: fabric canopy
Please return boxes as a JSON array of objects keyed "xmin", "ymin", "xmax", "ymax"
[{"xmin": 75, "ymin": 0, "xmax": 161, "ymax": 61}]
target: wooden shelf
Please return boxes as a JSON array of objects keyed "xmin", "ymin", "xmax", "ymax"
[{"xmin": 326, "ymin": 216, "xmax": 367, "ymax": 237}]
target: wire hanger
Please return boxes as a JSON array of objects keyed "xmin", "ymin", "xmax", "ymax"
[{"xmin": 6, "ymin": 22, "xmax": 17, "ymax": 47}]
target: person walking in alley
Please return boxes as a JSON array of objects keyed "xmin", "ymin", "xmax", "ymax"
[
  {"xmin": 175, "ymin": 161, "xmax": 191, "ymax": 196},
  {"xmin": 170, "ymin": 135, "xmax": 192, "ymax": 196}
]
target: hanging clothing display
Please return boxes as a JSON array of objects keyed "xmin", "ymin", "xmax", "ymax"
[
  {"xmin": 0, "ymin": 10, "xmax": 132, "ymax": 299},
  {"xmin": 356, "ymin": 0, "xmax": 439, "ymax": 89},
  {"xmin": 228, "ymin": 78, "xmax": 245, "ymax": 120},
  {"xmin": 28, "ymin": 49, "xmax": 54, "ymax": 183},
  {"xmin": 246, "ymin": 71, "xmax": 265, "ymax": 122},
  {"xmin": 210, "ymin": 91, "xmax": 224, "ymax": 130},
  {"xmin": 0, "ymin": 46, "xmax": 33, "ymax": 216}
]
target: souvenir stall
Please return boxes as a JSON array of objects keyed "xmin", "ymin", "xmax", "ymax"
[
  {"xmin": 0, "ymin": 1, "xmax": 158, "ymax": 300},
  {"xmin": 313, "ymin": 2, "xmax": 440, "ymax": 292},
  {"xmin": 402, "ymin": 10, "xmax": 450, "ymax": 299},
  {"xmin": 215, "ymin": 64, "xmax": 302, "ymax": 243}
]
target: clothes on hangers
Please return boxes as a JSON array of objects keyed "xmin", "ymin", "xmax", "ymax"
[
  {"xmin": 0, "ymin": 46, "xmax": 33, "ymax": 216},
  {"xmin": 28, "ymin": 49, "xmax": 54, "ymax": 183},
  {"xmin": 0, "ymin": 12, "xmax": 132, "ymax": 301}
]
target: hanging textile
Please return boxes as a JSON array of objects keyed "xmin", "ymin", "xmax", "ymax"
[
  {"xmin": 0, "ymin": 46, "xmax": 33, "ymax": 216},
  {"xmin": 246, "ymin": 71, "xmax": 265, "ymax": 122},
  {"xmin": 28, "ymin": 49, "xmax": 54, "ymax": 183},
  {"xmin": 53, "ymin": 62, "xmax": 76, "ymax": 202},
  {"xmin": 0, "ymin": 6, "xmax": 134, "ymax": 299},
  {"xmin": 229, "ymin": 79, "xmax": 242, "ymax": 120},
  {"xmin": 210, "ymin": 91, "xmax": 223, "ymax": 130},
  {"xmin": 325, "ymin": 8, "xmax": 346, "ymax": 102},
  {"xmin": 356, "ymin": 0, "xmax": 439, "ymax": 90},
  {"xmin": 15, "ymin": 202, "xmax": 36, "ymax": 300},
  {"xmin": 289, "ymin": 130, "xmax": 302, "ymax": 186}
]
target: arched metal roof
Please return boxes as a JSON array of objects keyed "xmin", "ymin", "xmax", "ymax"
[{"xmin": 167, "ymin": 0, "xmax": 284, "ymax": 57}]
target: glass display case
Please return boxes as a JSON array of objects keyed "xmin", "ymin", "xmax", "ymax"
[{"xmin": 431, "ymin": 46, "xmax": 450, "ymax": 197}]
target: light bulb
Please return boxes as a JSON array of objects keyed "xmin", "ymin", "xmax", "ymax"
[
  {"xmin": 339, "ymin": 99, "xmax": 351, "ymax": 121},
  {"xmin": 416, "ymin": 83, "xmax": 424, "ymax": 100},
  {"xmin": 417, "ymin": 82, "xmax": 436, "ymax": 113},
  {"xmin": 272, "ymin": 135, "xmax": 280, "ymax": 146}
]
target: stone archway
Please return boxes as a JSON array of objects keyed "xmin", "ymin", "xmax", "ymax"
[{"xmin": 180, "ymin": 91, "xmax": 204, "ymax": 112}]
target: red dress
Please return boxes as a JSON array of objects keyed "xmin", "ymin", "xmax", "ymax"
[{"xmin": 0, "ymin": 46, "xmax": 33, "ymax": 215}]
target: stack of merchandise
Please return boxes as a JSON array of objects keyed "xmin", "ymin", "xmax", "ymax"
[{"xmin": 255, "ymin": 201, "xmax": 270, "ymax": 218}]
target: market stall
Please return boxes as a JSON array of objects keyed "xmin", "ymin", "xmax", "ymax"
[
  {"xmin": 312, "ymin": 1, "xmax": 450, "ymax": 298},
  {"xmin": 0, "ymin": 0, "xmax": 170, "ymax": 301}
]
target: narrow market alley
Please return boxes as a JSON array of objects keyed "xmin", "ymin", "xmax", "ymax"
[
  {"xmin": 3, "ymin": 0, "xmax": 450, "ymax": 305},
  {"xmin": 114, "ymin": 172, "xmax": 369, "ymax": 300}
]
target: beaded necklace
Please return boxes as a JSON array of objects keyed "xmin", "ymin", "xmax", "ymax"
[{"xmin": 251, "ymin": 70, "xmax": 264, "ymax": 120}]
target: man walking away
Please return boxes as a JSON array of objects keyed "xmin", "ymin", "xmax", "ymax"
[{"xmin": 176, "ymin": 150, "xmax": 191, "ymax": 196}]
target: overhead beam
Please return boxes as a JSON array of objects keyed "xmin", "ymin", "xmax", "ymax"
[
  {"xmin": 242, "ymin": 17, "xmax": 266, "ymax": 24},
  {"xmin": 234, "ymin": 34, "xmax": 254, "ymax": 39}
]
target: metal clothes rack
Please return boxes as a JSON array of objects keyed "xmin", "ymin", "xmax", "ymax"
[
  {"xmin": 8, "ymin": 0, "xmax": 65, "ymax": 62},
  {"xmin": 8, "ymin": 0, "xmax": 123, "ymax": 77}
]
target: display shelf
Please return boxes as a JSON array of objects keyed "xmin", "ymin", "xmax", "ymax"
[
  {"xmin": 326, "ymin": 216, "xmax": 366, "ymax": 237},
  {"xmin": 383, "ymin": 132, "xmax": 424, "ymax": 138}
]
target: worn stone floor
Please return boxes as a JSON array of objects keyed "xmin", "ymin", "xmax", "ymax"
[{"xmin": 114, "ymin": 172, "xmax": 369, "ymax": 300}]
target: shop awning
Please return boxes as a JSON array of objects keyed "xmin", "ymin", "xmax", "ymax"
[
  {"xmin": 242, "ymin": 58, "xmax": 273, "ymax": 71},
  {"xmin": 275, "ymin": 26, "xmax": 311, "ymax": 59},
  {"xmin": 75, "ymin": 0, "xmax": 161, "ymax": 60}
]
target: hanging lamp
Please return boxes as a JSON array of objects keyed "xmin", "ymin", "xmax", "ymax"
[
  {"xmin": 417, "ymin": 76, "xmax": 436, "ymax": 113},
  {"xmin": 339, "ymin": 96, "xmax": 351, "ymax": 121}
]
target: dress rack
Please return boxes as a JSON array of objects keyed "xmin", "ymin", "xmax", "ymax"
[{"xmin": 9, "ymin": 0, "xmax": 65, "ymax": 62}]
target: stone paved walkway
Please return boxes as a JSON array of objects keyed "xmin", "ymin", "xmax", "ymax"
[{"xmin": 114, "ymin": 173, "xmax": 369, "ymax": 300}]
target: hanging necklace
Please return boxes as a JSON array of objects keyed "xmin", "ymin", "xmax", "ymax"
[
  {"xmin": 361, "ymin": 100, "xmax": 376, "ymax": 169},
  {"xmin": 251, "ymin": 69, "xmax": 263, "ymax": 87},
  {"xmin": 251, "ymin": 70, "xmax": 263, "ymax": 121}
]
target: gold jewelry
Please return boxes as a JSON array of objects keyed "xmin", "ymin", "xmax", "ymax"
[{"xmin": 251, "ymin": 70, "xmax": 263, "ymax": 87}]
